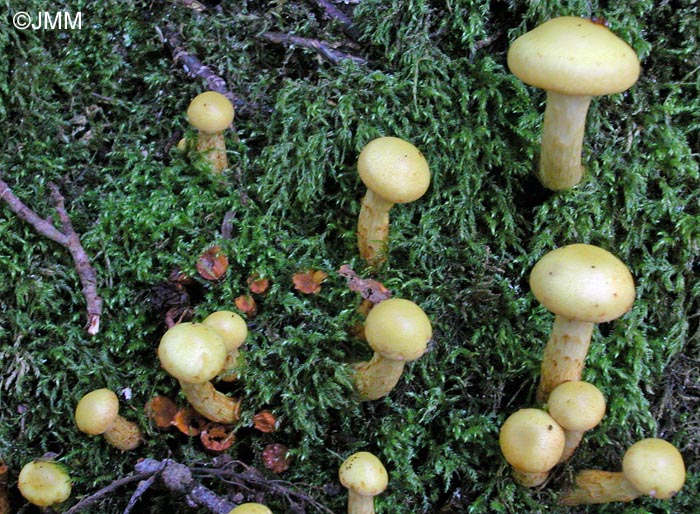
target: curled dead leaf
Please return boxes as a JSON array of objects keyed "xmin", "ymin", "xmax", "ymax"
[
  {"xmin": 253, "ymin": 410, "xmax": 278, "ymax": 433},
  {"xmin": 172, "ymin": 407, "xmax": 207, "ymax": 436},
  {"xmin": 196, "ymin": 246, "xmax": 229, "ymax": 281},
  {"xmin": 145, "ymin": 395, "xmax": 179, "ymax": 429},
  {"xmin": 338, "ymin": 264, "xmax": 391, "ymax": 304},
  {"xmin": 248, "ymin": 274, "xmax": 270, "ymax": 294},
  {"xmin": 292, "ymin": 269, "xmax": 328, "ymax": 294},
  {"xmin": 262, "ymin": 443, "xmax": 292, "ymax": 473},
  {"xmin": 235, "ymin": 294, "xmax": 257, "ymax": 316},
  {"xmin": 200, "ymin": 423, "xmax": 236, "ymax": 453}
]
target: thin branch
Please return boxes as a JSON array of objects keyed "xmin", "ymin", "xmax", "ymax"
[
  {"xmin": 314, "ymin": 0, "xmax": 361, "ymax": 41},
  {"xmin": 0, "ymin": 178, "xmax": 103, "ymax": 334},
  {"xmin": 63, "ymin": 471, "xmax": 157, "ymax": 514},
  {"xmin": 260, "ymin": 31, "xmax": 366, "ymax": 66}
]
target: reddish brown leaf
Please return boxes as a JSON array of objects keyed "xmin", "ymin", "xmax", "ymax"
[
  {"xmin": 172, "ymin": 407, "xmax": 207, "ymax": 436},
  {"xmin": 248, "ymin": 274, "xmax": 270, "ymax": 294},
  {"xmin": 0, "ymin": 458, "xmax": 9, "ymax": 514},
  {"xmin": 196, "ymin": 246, "xmax": 229, "ymax": 281},
  {"xmin": 262, "ymin": 443, "xmax": 292, "ymax": 473},
  {"xmin": 200, "ymin": 423, "xmax": 236, "ymax": 453},
  {"xmin": 338, "ymin": 264, "xmax": 391, "ymax": 304},
  {"xmin": 253, "ymin": 410, "xmax": 278, "ymax": 433},
  {"xmin": 145, "ymin": 395, "xmax": 179, "ymax": 429},
  {"xmin": 292, "ymin": 269, "xmax": 328, "ymax": 294},
  {"xmin": 235, "ymin": 294, "xmax": 257, "ymax": 316}
]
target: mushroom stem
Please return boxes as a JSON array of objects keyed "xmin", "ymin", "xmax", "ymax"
[
  {"xmin": 537, "ymin": 316, "xmax": 594, "ymax": 403},
  {"xmin": 357, "ymin": 189, "xmax": 394, "ymax": 268},
  {"xmin": 196, "ymin": 131, "xmax": 228, "ymax": 172},
  {"xmin": 103, "ymin": 416, "xmax": 144, "ymax": 451},
  {"xmin": 347, "ymin": 490, "xmax": 377, "ymax": 514},
  {"xmin": 559, "ymin": 431, "xmax": 586, "ymax": 463},
  {"xmin": 561, "ymin": 470, "xmax": 641, "ymax": 505},
  {"xmin": 179, "ymin": 381, "xmax": 240, "ymax": 424},
  {"xmin": 353, "ymin": 353, "xmax": 406, "ymax": 401},
  {"xmin": 512, "ymin": 469, "xmax": 550, "ymax": 488},
  {"xmin": 539, "ymin": 92, "xmax": 592, "ymax": 190}
]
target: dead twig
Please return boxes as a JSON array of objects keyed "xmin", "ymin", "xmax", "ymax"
[
  {"xmin": 260, "ymin": 31, "xmax": 366, "ymax": 66},
  {"xmin": 313, "ymin": 0, "xmax": 361, "ymax": 41},
  {"xmin": 158, "ymin": 25, "xmax": 249, "ymax": 116},
  {"xmin": 63, "ymin": 470, "xmax": 157, "ymax": 514},
  {"xmin": 0, "ymin": 178, "xmax": 103, "ymax": 334}
]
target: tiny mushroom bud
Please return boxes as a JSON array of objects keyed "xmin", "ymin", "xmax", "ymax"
[
  {"xmin": 158, "ymin": 322, "xmax": 240, "ymax": 424},
  {"xmin": 18, "ymin": 460, "xmax": 72, "ymax": 508},
  {"xmin": 187, "ymin": 91, "xmax": 235, "ymax": 173},
  {"xmin": 562, "ymin": 438, "xmax": 686, "ymax": 505},
  {"xmin": 508, "ymin": 16, "xmax": 640, "ymax": 190},
  {"xmin": 227, "ymin": 503, "xmax": 273, "ymax": 514},
  {"xmin": 529, "ymin": 244, "xmax": 635, "ymax": 402},
  {"xmin": 353, "ymin": 298, "xmax": 432, "ymax": 401},
  {"xmin": 202, "ymin": 310, "xmax": 249, "ymax": 382},
  {"xmin": 356, "ymin": 136, "xmax": 430, "ymax": 268},
  {"xmin": 339, "ymin": 451, "xmax": 388, "ymax": 514},
  {"xmin": 75, "ymin": 388, "xmax": 143, "ymax": 451},
  {"xmin": 499, "ymin": 408, "xmax": 566, "ymax": 487},
  {"xmin": 547, "ymin": 381, "xmax": 606, "ymax": 462}
]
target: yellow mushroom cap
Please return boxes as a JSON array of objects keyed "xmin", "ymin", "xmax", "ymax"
[
  {"xmin": 623, "ymin": 438, "xmax": 686, "ymax": 499},
  {"xmin": 547, "ymin": 381, "xmax": 606, "ymax": 432},
  {"xmin": 499, "ymin": 408, "xmax": 565, "ymax": 474},
  {"xmin": 203, "ymin": 310, "xmax": 248, "ymax": 352},
  {"xmin": 364, "ymin": 298, "xmax": 433, "ymax": 361},
  {"xmin": 18, "ymin": 461, "xmax": 72, "ymax": 507},
  {"xmin": 529, "ymin": 243, "xmax": 635, "ymax": 323},
  {"xmin": 339, "ymin": 451, "xmax": 389, "ymax": 497},
  {"xmin": 75, "ymin": 388, "xmax": 120, "ymax": 435},
  {"xmin": 158, "ymin": 322, "xmax": 227, "ymax": 384},
  {"xmin": 227, "ymin": 503, "xmax": 273, "ymax": 514},
  {"xmin": 187, "ymin": 91, "xmax": 235, "ymax": 134},
  {"xmin": 358, "ymin": 136, "xmax": 431, "ymax": 204},
  {"xmin": 507, "ymin": 16, "xmax": 640, "ymax": 96}
]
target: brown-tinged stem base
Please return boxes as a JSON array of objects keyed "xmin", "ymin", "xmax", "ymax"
[
  {"xmin": 353, "ymin": 353, "xmax": 405, "ymax": 401},
  {"xmin": 539, "ymin": 91, "xmax": 592, "ymax": 190},
  {"xmin": 561, "ymin": 470, "xmax": 641, "ymax": 505},
  {"xmin": 357, "ymin": 189, "xmax": 394, "ymax": 268},
  {"xmin": 537, "ymin": 316, "xmax": 594, "ymax": 403},
  {"xmin": 347, "ymin": 490, "xmax": 376, "ymax": 514},
  {"xmin": 512, "ymin": 468, "xmax": 549, "ymax": 488},
  {"xmin": 180, "ymin": 381, "xmax": 240, "ymax": 424},
  {"xmin": 197, "ymin": 131, "xmax": 228, "ymax": 173},
  {"xmin": 103, "ymin": 416, "xmax": 143, "ymax": 451}
]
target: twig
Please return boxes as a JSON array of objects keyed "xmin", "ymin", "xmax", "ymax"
[
  {"xmin": 0, "ymin": 178, "xmax": 103, "ymax": 334},
  {"xmin": 260, "ymin": 31, "xmax": 366, "ymax": 66},
  {"xmin": 314, "ymin": 0, "xmax": 361, "ymax": 41},
  {"xmin": 63, "ymin": 471, "xmax": 158, "ymax": 514},
  {"xmin": 158, "ymin": 24, "xmax": 248, "ymax": 116}
]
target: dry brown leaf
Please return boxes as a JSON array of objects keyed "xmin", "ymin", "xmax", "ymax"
[
  {"xmin": 145, "ymin": 395, "xmax": 179, "ymax": 429},
  {"xmin": 253, "ymin": 410, "xmax": 278, "ymax": 433},
  {"xmin": 172, "ymin": 407, "xmax": 207, "ymax": 436},
  {"xmin": 262, "ymin": 443, "xmax": 292, "ymax": 473},
  {"xmin": 200, "ymin": 423, "xmax": 236, "ymax": 453},
  {"xmin": 0, "ymin": 458, "xmax": 9, "ymax": 514},
  {"xmin": 196, "ymin": 245, "xmax": 229, "ymax": 281},
  {"xmin": 338, "ymin": 264, "xmax": 391, "ymax": 304},
  {"xmin": 292, "ymin": 269, "xmax": 328, "ymax": 294},
  {"xmin": 235, "ymin": 294, "xmax": 257, "ymax": 316},
  {"xmin": 248, "ymin": 274, "xmax": 270, "ymax": 294}
]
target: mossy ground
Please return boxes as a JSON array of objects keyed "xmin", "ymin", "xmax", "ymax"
[{"xmin": 1, "ymin": 0, "xmax": 698, "ymax": 512}]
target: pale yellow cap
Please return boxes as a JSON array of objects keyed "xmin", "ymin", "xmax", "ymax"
[
  {"xmin": 499, "ymin": 408, "xmax": 565, "ymax": 473},
  {"xmin": 339, "ymin": 451, "xmax": 388, "ymax": 497},
  {"xmin": 158, "ymin": 322, "xmax": 227, "ymax": 384},
  {"xmin": 364, "ymin": 298, "xmax": 432, "ymax": 361},
  {"xmin": 547, "ymin": 381, "xmax": 606, "ymax": 432},
  {"xmin": 227, "ymin": 503, "xmax": 273, "ymax": 514},
  {"xmin": 623, "ymin": 438, "xmax": 686, "ymax": 499},
  {"xmin": 18, "ymin": 461, "xmax": 72, "ymax": 507},
  {"xmin": 508, "ymin": 16, "xmax": 640, "ymax": 96},
  {"xmin": 187, "ymin": 91, "xmax": 235, "ymax": 134},
  {"xmin": 75, "ymin": 388, "xmax": 120, "ymax": 435}
]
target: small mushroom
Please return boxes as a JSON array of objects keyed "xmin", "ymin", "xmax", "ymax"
[
  {"xmin": 353, "ymin": 298, "xmax": 432, "ymax": 401},
  {"xmin": 339, "ymin": 451, "xmax": 388, "ymax": 514},
  {"xmin": 356, "ymin": 136, "xmax": 430, "ymax": 268},
  {"xmin": 507, "ymin": 16, "xmax": 640, "ymax": 190},
  {"xmin": 499, "ymin": 408, "xmax": 565, "ymax": 487},
  {"xmin": 547, "ymin": 381, "xmax": 606, "ymax": 462},
  {"xmin": 187, "ymin": 91, "xmax": 235, "ymax": 173},
  {"xmin": 74, "ymin": 388, "xmax": 143, "ymax": 450},
  {"xmin": 529, "ymin": 244, "xmax": 635, "ymax": 402},
  {"xmin": 158, "ymin": 322, "xmax": 240, "ymax": 424},
  {"xmin": 227, "ymin": 504, "xmax": 273, "ymax": 514},
  {"xmin": 562, "ymin": 438, "xmax": 686, "ymax": 505},
  {"xmin": 202, "ymin": 310, "xmax": 249, "ymax": 381},
  {"xmin": 18, "ymin": 460, "xmax": 71, "ymax": 508}
]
